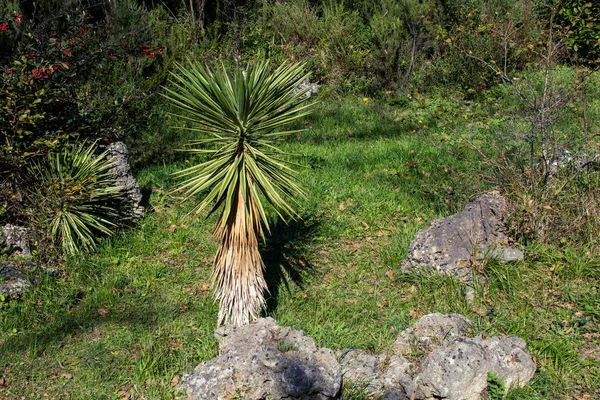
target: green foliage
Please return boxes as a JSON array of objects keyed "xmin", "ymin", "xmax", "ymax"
[
  {"xmin": 30, "ymin": 142, "xmax": 123, "ymax": 256},
  {"xmin": 165, "ymin": 61, "xmax": 312, "ymax": 226},
  {"xmin": 370, "ymin": 0, "xmax": 430, "ymax": 89},
  {"xmin": 458, "ymin": 66, "xmax": 600, "ymax": 246},
  {"xmin": 0, "ymin": 4, "xmax": 174, "ymax": 220},
  {"xmin": 487, "ymin": 372, "xmax": 506, "ymax": 400},
  {"xmin": 165, "ymin": 60, "xmax": 314, "ymax": 326},
  {"xmin": 276, "ymin": 342, "xmax": 299, "ymax": 352},
  {"xmin": 556, "ymin": 0, "xmax": 600, "ymax": 64}
]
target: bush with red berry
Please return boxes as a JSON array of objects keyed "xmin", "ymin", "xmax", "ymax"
[{"xmin": 0, "ymin": 5, "xmax": 168, "ymax": 223}]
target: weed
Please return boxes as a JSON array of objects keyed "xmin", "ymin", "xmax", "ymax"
[{"xmin": 487, "ymin": 372, "xmax": 506, "ymax": 400}]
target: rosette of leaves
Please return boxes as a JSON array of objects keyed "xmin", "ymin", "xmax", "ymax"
[
  {"xmin": 164, "ymin": 60, "xmax": 314, "ymax": 327},
  {"xmin": 32, "ymin": 142, "xmax": 123, "ymax": 256}
]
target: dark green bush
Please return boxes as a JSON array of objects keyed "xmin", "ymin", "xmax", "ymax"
[
  {"xmin": 0, "ymin": 3, "xmax": 173, "ymax": 218},
  {"xmin": 555, "ymin": 0, "xmax": 600, "ymax": 64}
]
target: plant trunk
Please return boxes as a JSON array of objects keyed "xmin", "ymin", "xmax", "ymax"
[{"xmin": 212, "ymin": 187, "xmax": 267, "ymax": 327}]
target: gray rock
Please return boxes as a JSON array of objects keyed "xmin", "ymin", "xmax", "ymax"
[
  {"xmin": 295, "ymin": 81, "xmax": 320, "ymax": 100},
  {"xmin": 181, "ymin": 318, "xmax": 341, "ymax": 400},
  {"xmin": 338, "ymin": 349, "xmax": 412, "ymax": 400},
  {"xmin": 488, "ymin": 247, "xmax": 524, "ymax": 263},
  {"xmin": 1, "ymin": 224, "xmax": 31, "ymax": 257},
  {"xmin": 412, "ymin": 334, "xmax": 537, "ymax": 400},
  {"xmin": 339, "ymin": 349, "xmax": 382, "ymax": 384},
  {"xmin": 388, "ymin": 314, "xmax": 537, "ymax": 400},
  {"xmin": 402, "ymin": 191, "xmax": 522, "ymax": 281},
  {"xmin": 413, "ymin": 338, "xmax": 489, "ymax": 400},
  {"xmin": 548, "ymin": 147, "xmax": 598, "ymax": 176},
  {"xmin": 392, "ymin": 313, "xmax": 472, "ymax": 356},
  {"xmin": 106, "ymin": 142, "xmax": 144, "ymax": 220},
  {"xmin": 0, "ymin": 262, "xmax": 30, "ymax": 297},
  {"xmin": 338, "ymin": 314, "xmax": 535, "ymax": 400},
  {"xmin": 480, "ymin": 335, "xmax": 537, "ymax": 390},
  {"xmin": 379, "ymin": 355, "xmax": 413, "ymax": 400},
  {"xmin": 181, "ymin": 315, "xmax": 535, "ymax": 400}
]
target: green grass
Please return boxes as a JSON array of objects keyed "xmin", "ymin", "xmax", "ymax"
[{"xmin": 1, "ymin": 91, "xmax": 600, "ymax": 399}]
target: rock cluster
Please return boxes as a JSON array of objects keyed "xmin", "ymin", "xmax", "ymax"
[
  {"xmin": 402, "ymin": 191, "xmax": 523, "ymax": 281},
  {"xmin": 339, "ymin": 313, "xmax": 536, "ymax": 400},
  {"xmin": 179, "ymin": 314, "xmax": 536, "ymax": 400}
]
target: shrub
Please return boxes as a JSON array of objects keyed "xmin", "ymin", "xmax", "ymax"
[
  {"xmin": 415, "ymin": 0, "xmax": 544, "ymax": 92},
  {"xmin": 165, "ymin": 60, "xmax": 314, "ymax": 326},
  {"xmin": 459, "ymin": 65, "xmax": 600, "ymax": 246},
  {"xmin": 555, "ymin": 0, "xmax": 600, "ymax": 64},
  {"xmin": 0, "ymin": 4, "xmax": 169, "ymax": 218},
  {"xmin": 30, "ymin": 142, "xmax": 124, "ymax": 256},
  {"xmin": 369, "ymin": 0, "xmax": 431, "ymax": 90}
]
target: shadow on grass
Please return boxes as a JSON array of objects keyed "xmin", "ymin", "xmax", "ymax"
[
  {"xmin": 0, "ymin": 266, "xmax": 180, "ymax": 357},
  {"xmin": 283, "ymin": 99, "xmax": 418, "ymax": 145},
  {"xmin": 261, "ymin": 216, "xmax": 321, "ymax": 315}
]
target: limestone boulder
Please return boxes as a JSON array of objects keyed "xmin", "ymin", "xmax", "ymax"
[
  {"xmin": 402, "ymin": 191, "xmax": 523, "ymax": 281},
  {"xmin": 180, "ymin": 318, "xmax": 341, "ymax": 400}
]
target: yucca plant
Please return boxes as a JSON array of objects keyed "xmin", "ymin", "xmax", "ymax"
[
  {"xmin": 32, "ymin": 142, "xmax": 122, "ymax": 256},
  {"xmin": 165, "ymin": 60, "xmax": 314, "ymax": 327}
]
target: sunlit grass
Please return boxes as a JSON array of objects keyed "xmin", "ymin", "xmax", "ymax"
[{"xmin": 1, "ymin": 95, "xmax": 599, "ymax": 399}]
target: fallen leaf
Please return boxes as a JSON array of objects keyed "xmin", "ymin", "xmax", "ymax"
[
  {"xmin": 338, "ymin": 203, "xmax": 345, "ymax": 211},
  {"xmin": 361, "ymin": 221, "xmax": 369, "ymax": 229},
  {"xmin": 171, "ymin": 374, "xmax": 180, "ymax": 387},
  {"xmin": 0, "ymin": 378, "xmax": 6, "ymax": 386},
  {"xmin": 385, "ymin": 270, "xmax": 395, "ymax": 280},
  {"xmin": 200, "ymin": 283, "xmax": 210, "ymax": 291},
  {"xmin": 61, "ymin": 373, "xmax": 73, "ymax": 379},
  {"xmin": 98, "ymin": 308, "xmax": 110, "ymax": 317},
  {"xmin": 118, "ymin": 391, "xmax": 131, "ymax": 400},
  {"xmin": 168, "ymin": 224, "xmax": 177, "ymax": 232}
]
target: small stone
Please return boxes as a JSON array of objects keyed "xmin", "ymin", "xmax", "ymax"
[
  {"xmin": 414, "ymin": 338, "xmax": 489, "ymax": 400},
  {"xmin": 0, "ymin": 262, "xmax": 30, "ymax": 297},
  {"xmin": 489, "ymin": 247, "xmax": 524, "ymax": 263},
  {"xmin": 1, "ymin": 224, "xmax": 31, "ymax": 257},
  {"xmin": 392, "ymin": 313, "xmax": 472, "ymax": 355},
  {"xmin": 105, "ymin": 142, "xmax": 144, "ymax": 220}
]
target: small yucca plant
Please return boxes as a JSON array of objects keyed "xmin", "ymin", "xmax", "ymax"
[
  {"xmin": 33, "ymin": 142, "xmax": 122, "ymax": 256},
  {"xmin": 165, "ymin": 60, "xmax": 314, "ymax": 327}
]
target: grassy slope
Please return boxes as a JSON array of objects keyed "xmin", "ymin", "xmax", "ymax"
[{"xmin": 1, "ymin": 94, "xmax": 599, "ymax": 399}]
